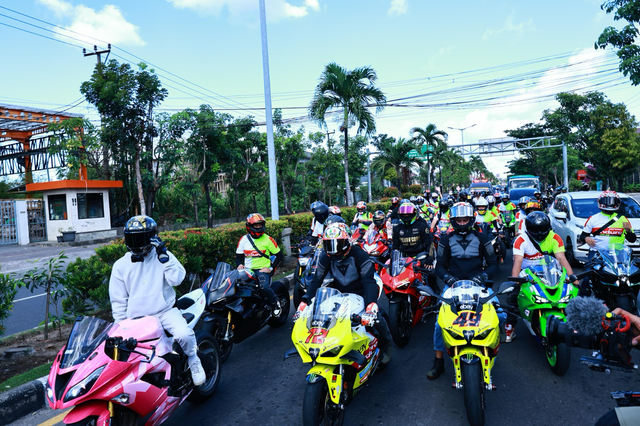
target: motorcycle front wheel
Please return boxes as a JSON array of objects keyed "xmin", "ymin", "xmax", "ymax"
[
  {"xmin": 461, "ymin": 361, "xmax": 485, "ymax": 426},
  {"xmin": 388, "ymin": 300, "xmax": 412, "ymax": 347},
  {"xmin": 546, "ymin": 342, "xmax": 571, "ymax": 375},
  {"xmin": 303, "ymin": 380, "xmax": 345, "ymax": 426},
  {"xmin": 187, "ymin": 331, "xmax": 221, "ymax": 403}
]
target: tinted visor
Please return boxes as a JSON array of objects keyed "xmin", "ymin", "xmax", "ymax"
[
  {"xmin": 323, "ymin": 238, "xmax": 348, "ymax": 256},
  {"xmin": 124, "ymin": 231, "xmax": 150, "ymax": 253},
  {"xmin": 599, "ymin": 196, "xmax": 620, "ymax": 209}
]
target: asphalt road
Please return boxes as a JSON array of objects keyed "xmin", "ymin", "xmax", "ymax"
[
  {"xmin": 1, "ymin": 243, "xmax": 106, "ymax": 336},
  {"xmin": 11, "ymin": 249, "xmax": 637, "ymax": 426}
]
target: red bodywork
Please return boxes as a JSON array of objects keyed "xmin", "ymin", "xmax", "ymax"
[
  {"xmin": 379, "ymin": 253, "xmax": 432, "ymax": 327},
  {"xmin": 358, "ymin": 228, "xmax": 390, "ymax": 272}
]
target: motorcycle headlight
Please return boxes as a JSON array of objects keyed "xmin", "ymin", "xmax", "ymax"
[
  {"xmin": 533, "ymin": 295, "xmax": 548, "ymax": 304},
  {"xmin": 64, "ymin": 365, "xmax": 106, "ymax": 402},
  {"xmin": 45, "ymin": 382, "xmax": 54, "ymax": 403},
  {"xmin": 558, "ymin": 295, "xmax": 572, "ymax": 303},
  {"xmin": 444, "ymin": 328, "xmax": 463, "ymax": 340},
  {"xmin": 299, "ymin": 258, "xmax": 310, "ymax": 266},
  {"xmin": 371, "ymin": 250, "xmax": 379, "ymax": 255},
  {"xmin": 321, "ymin": 346, "xmax": 343, "ymax": 358},
  {"xmin": 396, "ymin": 279, "xmax": 410, "ymax": 289},
  {"xmin": 475, "ymin": 328, "xmax": 492, "ymax": 340}
]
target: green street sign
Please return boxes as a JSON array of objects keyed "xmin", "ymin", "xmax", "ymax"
[
  {"xmin": 421, "ymin": 144, "xmax": 434, "ymax": 155},
  {"xmin": 408, "ymin": 149, "xmax": 420, "ymax": 158}
]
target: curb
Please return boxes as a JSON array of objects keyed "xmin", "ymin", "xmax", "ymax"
[
  {"xmin": 0, "ymin": 376, "xmax": 47, "ymax": 426},
  {"xmin": 0, "ymin": 274, "xmax": 296, "ymax": 425}
]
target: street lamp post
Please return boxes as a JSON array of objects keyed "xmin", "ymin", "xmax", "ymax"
[
  {"xmin": 447, "ymin": 124, "xmax": 477, "ymax": 158},
  {"xmin": 366, "ymin": 149, "xmax": 379, "ymax": 203}
]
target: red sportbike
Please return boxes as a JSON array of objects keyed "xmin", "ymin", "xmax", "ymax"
[
  {"xmin": 379, "ymin": 250, "xmax": 433, "ymax": 347},
  {"xmin": 359, "ymin": 227, "xmax": 390, "ymax": 272}
]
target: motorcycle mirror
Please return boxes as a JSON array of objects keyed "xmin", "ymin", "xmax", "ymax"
[
  {"xmin": 497, "ymin": 281, "xmax": 517, "ymax": 294},
  {"xmin": 417, "ymin": 285, "xmax": 436, "ymax": 297},
  {"xmin": 415, "ymin": 252, "xmax": 428, "ymax": 261}
]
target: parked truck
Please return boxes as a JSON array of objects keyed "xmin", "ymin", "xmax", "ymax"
[{"xmin": 507, "ymin": 174, "xmax": 541, "ymax": 202}]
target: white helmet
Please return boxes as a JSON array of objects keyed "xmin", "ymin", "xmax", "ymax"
[{"xmin": 475, "ymin": 197, "xmax": 488, "ymax": 208}]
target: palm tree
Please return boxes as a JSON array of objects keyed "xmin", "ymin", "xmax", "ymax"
[
  {"xmin": 410, "ymin": 124, "xmax": 448, "ymax": 190},
  {"xmin": 467, "ymin": 155, "xmax": 485, "ymax": 179},
  {"xmin": 371, "ymin": 137, "xmax": 422, "ymax": 197},
  {"xmin": 309, "ymin": 63, "xmax": 386, "ymax": 205}
]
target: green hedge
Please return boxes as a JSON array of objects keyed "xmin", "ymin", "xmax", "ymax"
[{"xmin": 62, "ymin": 205, "xmax": 393, "ymax": 318}]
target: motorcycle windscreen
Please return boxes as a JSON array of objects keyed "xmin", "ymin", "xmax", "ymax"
[
  {"xmin": 304, "ymin": 249, "xmax": 322, "ymax": 277},
  {"xmin": 598, "ymin": 243, "xmax": 633, "ymax": 276},
  {"xmin": 307, "ymin": 287, "xmax": 347, "ymax": 330},
  {"xmin": 206, "ymin": 262, "xmax": 232, "ymax": 291},
  {"xmin": 60, "ymin": 317, "xmax": 112, "ymax": 369},
  {"xmin": 389, "ymin": 250, "xmax": 406, "ymax": 277},
  {"xmin": 364, "ymin": 228, "xmax": 378, "ymax": 245},
  {"xmin": 526, "ymin": 256, "xmax": 564, "ymax": 289},
  {"xmin": 447, "ymin": 280, "xmax": 485, "ymax": 307}
]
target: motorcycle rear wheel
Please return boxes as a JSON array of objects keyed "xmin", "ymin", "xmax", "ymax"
[
  {"xmin": 303, "ymin": 380, "xmax": 345, "ymax": 426},
  {"xmin": 546, "ymin": 342, "xmax": 571, "ymax": 375},
  {"xmin": 388, "ymin": 300, "xmax": 412, "ymax": 347},
  {"xmin": 461, "ymin": 361, "xmax": 485, "ymax": 426},
  {"xmin": 187, "ymin": 331, "xmax": 221, "ymax": 403}
]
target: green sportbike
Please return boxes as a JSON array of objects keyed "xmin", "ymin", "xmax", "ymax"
[{"xmin": 508, "ymin": 256, "xmax": 585, "ymax": 375}]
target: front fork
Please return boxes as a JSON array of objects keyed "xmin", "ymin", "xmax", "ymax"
[
  {"xmin": 307, "ymin": 364, "xmax": 345, "ymax": 406},
  {"xmin": 452, "ymin": 349, "xmax": 496, "ymax": 391}
]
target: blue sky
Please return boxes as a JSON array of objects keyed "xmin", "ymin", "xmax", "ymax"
[{"xmin": 1, "ymin": 0, "xmax": 639, "ymax": 179}]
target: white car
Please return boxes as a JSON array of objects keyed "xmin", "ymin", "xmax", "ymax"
[{"xmin": 548, "ymin": 191, "xmax": 640, "ymax": 266}]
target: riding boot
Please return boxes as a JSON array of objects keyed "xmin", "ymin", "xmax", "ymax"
[{"xmin": 427, "ymin": 357, "xmax": 445, "ymax": 380}]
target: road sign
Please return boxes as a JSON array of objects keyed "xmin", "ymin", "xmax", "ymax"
[{"xmin": 407, "ymin": 149, "xmax": 420, "ymax": 158}]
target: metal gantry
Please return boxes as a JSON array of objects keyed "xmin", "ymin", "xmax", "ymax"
[{"xmin": 449, "ymin": 136, "xmax": 569, "ymax": 189}]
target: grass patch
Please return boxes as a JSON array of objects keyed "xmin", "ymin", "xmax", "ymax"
[{"xmin": 0, "ymin": 362, "xmax": 52, "ymax": 393}]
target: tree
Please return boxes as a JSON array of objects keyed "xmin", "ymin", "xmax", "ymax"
[
  {"xmin": 47, "ymin": 117, "xmax": 103, "ymax": 180},
  {"xmin": 595, "ymin": 0, "xmax": 640, "ymax": 85},
  {"xmin": 309, "ymin": 63, "xmax": 386, "ymax": 206},
  {"xmin": 306, "ymin": 132, "xmax": 344, "ymax": 206},
  {"xmin": 274, "ymin": 110, "xmax": 309, "ymax": 214},
  {"xmin": 371, "ymin": 134, "xmax": 422, "ymax": 197},
  {"xmin": 410, "ymin": 124, "xmax": 448, "ymax": 189},
  {"xmin": 80, "ymin": 60, "xmax": 167, "ymax": 216}
]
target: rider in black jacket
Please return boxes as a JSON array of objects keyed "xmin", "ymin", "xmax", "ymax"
[
  {"xmin": 392, "ymin": 201, "xmax": 433, "ymax": 258},
  {"xmin": 294, "ymin": 223, "xmax": 392, "ymax": 366},
  {"xmin": 427, "ymin": 202, "xmax": 500, "ymax": 380}
]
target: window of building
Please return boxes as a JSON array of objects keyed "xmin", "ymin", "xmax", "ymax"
[
  {"xmin": 48, "ymin": 194, "xmax": 67, "ymax": 221},
  {"xmin": 77, "ymin": 193, "xmax": 104, "ymax": 219}
]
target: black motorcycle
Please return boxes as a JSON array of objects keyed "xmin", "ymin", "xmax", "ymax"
[
  {"xmin": 200, "ymin": 262, "xmax": 291, "ymax": 362},
  {"xmin": 291, "ymin": 239, "xmax": 316, "ymax": 310},
  {"xmin": 586, "ymin": 244, "xmax": 640, "ymax": 313},
  {"xmin": 477, "ymin": 222, "xmax": 507, "ymax": 264}
]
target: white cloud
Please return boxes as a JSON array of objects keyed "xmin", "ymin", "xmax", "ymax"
[
  {"xmin": 166, "ymin": 0, "xmax": 321, "ymax": 22},
  {"xmin": 387, "ymin": 0, "xmax": 407, "ymax": 16},
  {"xmin": 38, "ymin": 1, "xmax": 145, "ymax": 47},
  {"xmin": 483, "ymin": 13, "xmax": 534, "ymax": 41}
]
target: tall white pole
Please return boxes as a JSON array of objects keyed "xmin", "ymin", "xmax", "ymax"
[
  {"xmin": 562, "ymin": 141, "xmax": 569, "ymax": 190},
  {"xmin": 259, "ymin": 0, "xmax": 279, "ymax": 220},
  {"xmin": 367, "ymin": 148, "xmax": 372, "ymax": 203}
]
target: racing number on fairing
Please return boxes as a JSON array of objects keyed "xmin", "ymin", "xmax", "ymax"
[
  {"xmin": 306, "ymin": 328, "xmax": 329, "ymax": 344},
  {"xmin": 453, "ymin": 312, "xmax": 482, "ymax": 327}
]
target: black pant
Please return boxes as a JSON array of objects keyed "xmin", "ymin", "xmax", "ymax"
[
  {"xmin": 254, "ymin": 270, "xmax": 278, "ymax": 305},
  {"xmin": 374, "ymin": 310, "xmax": 392, "ymax": 354}
]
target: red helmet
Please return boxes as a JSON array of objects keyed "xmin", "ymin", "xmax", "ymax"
[
  {"xmin": 598, "ymin": 191, "xmax": 621, "ymax": 212},
  {"xmin": 356, "ymin": 201, "xmax": 367, "ymax": 213},
  {"xmin": 390, "ymin": 197, "xmax": 400, "ymax": 208},
  {"xmin": 246, "ymin": 213, "xmax": 266, "ymax": 238},
  {"xmin": 328, "ymin": 205, "xmax": 342, "ymax": 216}
]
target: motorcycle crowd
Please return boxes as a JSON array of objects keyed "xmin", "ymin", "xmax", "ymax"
[{"xmin": 42, "ymin": 186, "xmax": 640, "ymax": 426}]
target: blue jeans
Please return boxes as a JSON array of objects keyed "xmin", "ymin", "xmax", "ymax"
[
  {"xmin": 433, "ymin": 286, "xmax": 506, "ymax": 352},
  {"xmin": 254, "ymin": 270, "xmax": 278, "ymax": 305}
]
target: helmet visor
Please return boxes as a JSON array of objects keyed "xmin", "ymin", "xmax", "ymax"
[{"xmin": 125, "ymin": 232, "xmax": 150, "ymax": 254}]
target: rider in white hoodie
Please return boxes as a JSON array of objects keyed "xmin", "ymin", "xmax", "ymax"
[{"xmin": 109, "ymin": 215, "xmax": 205, "ymax": 386}]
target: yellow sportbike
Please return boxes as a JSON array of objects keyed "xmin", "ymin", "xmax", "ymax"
[
  {"xmin": 285, "ymin": 287, "xmax": 382, "ymax": 426},
  {"xmin": 420, "ymin": 281, "xmax": 514, "ymax": 426}
]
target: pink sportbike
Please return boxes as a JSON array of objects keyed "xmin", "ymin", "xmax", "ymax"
[{"xmin": 45, "ymin": 288, "xmax": 221, "ymax": 426}]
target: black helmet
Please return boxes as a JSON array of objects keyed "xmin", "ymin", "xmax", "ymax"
[
  {"xmin": 372, "ymin": 210, "xmax": 386, "ymax": 227},
  {"xmin": 450, "ymin": 203, "xmax": 474, "ymax": 235},
  {"xmin": 325, "ymin": 214, "xmax": 346, "ymax": 227},
  {"xmin": 525, "ymin": 211, "xmax": 551, "ymax": 242},
  {"xmin": 459, "ymin": 191, "xmax": 469, "ymax": 202},
  {"xmin": 124, "ymin": 215, "xmax": 158, "ymax": 256},
  {"xmin": 438, "ymin": 200, "xmax": 449, "ymax": 212},
  {"xmin": 311, "ymin": 201, "xmax": 329, "ymax": 224}
]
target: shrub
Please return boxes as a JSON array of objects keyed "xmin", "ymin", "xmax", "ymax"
[
  {"xmin": 409, "ymin": 184, "xmax": 423, "ymax": 194},
  {"xmin": 382, "ymin": 187, "xmax": 398, "ymax": 198},
  {"xmin": 0, "ymin": 273, "xmax": 19, "ymax": 337}
]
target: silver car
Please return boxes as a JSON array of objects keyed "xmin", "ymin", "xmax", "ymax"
[{"xmin": 548, "ymin": 191, "xmax": 640, "ymax": 266}]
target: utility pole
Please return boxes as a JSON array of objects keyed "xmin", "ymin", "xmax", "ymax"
[
  {"xmin": 83, "ymin": 44, "xmax": 112, "ymax": 181},
  {"xmin": 448, "ymin": 123, "xmax": 476, "ymax": 159},
  {"xmin": 259, "ymin": 0, "xmax": 279, "ymax": 220}
]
